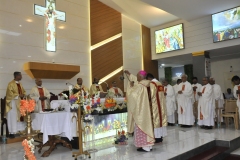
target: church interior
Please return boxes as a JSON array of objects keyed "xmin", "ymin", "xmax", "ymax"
[{"xmin": 1, "ymin": 0, "xmax": 240, "ymax": 160}]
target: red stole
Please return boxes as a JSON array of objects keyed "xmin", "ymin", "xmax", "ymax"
[
  {"xmin": 200, "ymin": 87, "xmax": 206, "ymax": 120},
  {"xmin": 38, "ymin": 88, "xmax": 45, "ymax": 111},
  {"xmin": 96, "ymin": 85, "xmax": 100, "ymax": 91},
  {"xmin": 114, "ymin": 88, "xmax": 118, "ymax": 94},
  {"xmin": 151, "ymin": 82, "xmax": 163, "ymax": 127},
  {"xmin": 16, "ymin": 83, "xmax": 22, "ymax": 96}
]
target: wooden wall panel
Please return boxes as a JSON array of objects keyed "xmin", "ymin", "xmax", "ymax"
[
  {"xmin": 91, "ymin": 38, "xmax": 123, "ymax": 79},
  {"xmin": 90, "ymin": 0, "xmax": 122, "ymax": 45},
  {"xmin": 142, "ymin": 25, "xmax": 159, "ymax": 79}
]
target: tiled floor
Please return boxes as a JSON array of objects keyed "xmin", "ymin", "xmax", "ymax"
[{"xmin": 1, "ymin": 125, "xmax": 240, "ymax": 160}]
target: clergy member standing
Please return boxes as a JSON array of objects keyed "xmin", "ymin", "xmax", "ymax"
[
  {"xmin": 232, "ymin": 75, "xmax": 240, "ymax": 115},
  {"xmin": 124, "ymin": 70, "xmax": 155, "ymax": 152},
  {"xmin": 109, "ymin": 81, "xmax": 124, "ymax": 97},
  {"xmin": 210, "ymin": 77, "xmax": 224, "ymax": 109},
  {"xmin": 177, "ymin": 74, "xmax": 194, "ymax": 127},
  {"xmin": 74, "ymin": 78, "xmax": 89, "ymax": 94},
  {"xmin": 5, "ymin": 72, "xmax": 26, "ymax": 138},
  {"xmin": 173, "ymin": 79, "xmax": 182, "ymax": 96},
  {"xmin": 146, "ymin": 73, "xmax": 167, "ymax": 143},
  {"xmin": 89, "ymin": 78, "xmax": 103, "ymax": 96},
  {"xmin": 192, "ymin": 77, "xmax": 202, "ymax": 102},
  {"xmin": 163, "ymin": 79, "xmax": 176, "ymax": 126},
  {"xmin": 198, "ymin": 77, "xmax": 215, "ymax": 129},
  {"xmin": 30, "ymin": 78, "xmax": 51, "ymax": 112}
]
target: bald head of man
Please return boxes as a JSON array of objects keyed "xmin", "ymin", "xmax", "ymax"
[{"xmin": 35, "ymin": 78, "xmax": 42, "ymax": 87}]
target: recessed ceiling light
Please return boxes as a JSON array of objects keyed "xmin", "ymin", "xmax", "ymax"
[
  {"xmin": 19, "ymin": 25, "xmax": 22, "ymax": 27},
  {"xmin": 28, "ymin": 56, "xmax": 31, "ymax": 57},
  {"xmin": 58, "ymin": 26, "xmax": 65, "ymax": 29},
  {"xmin": 26, "ymin": 19, "xmax": 33, "ymax": 22},
  {"xmin": 13, "ymin": 61, "xmax": 16, "ymax": 63},
  {"xmin": 161, "ymin": 64, "xmax": 165, "ymax": 66}
]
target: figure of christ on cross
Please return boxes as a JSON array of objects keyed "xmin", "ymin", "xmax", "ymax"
[{"xmin": 34, "ymin": 0, "xmax": 66, "ymax": 52}]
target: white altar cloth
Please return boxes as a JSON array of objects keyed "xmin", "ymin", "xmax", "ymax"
[{"xmin": 31, "ymin": 111, "xmax": 77, "ymax": 144}]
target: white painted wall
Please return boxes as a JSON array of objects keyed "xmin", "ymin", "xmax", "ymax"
[
  {"xmin": 151, "ymin": 16, "xmax": 240, "ymax": 60},
  {"xmin": 0, "ymin": 0, "xmax": 91, "ymax": 98},
  {"xmin": 211, "ymin": 58, "xmax": 240, "ymax": 93},
  {"xmin": 122, "ymin": 15, "xmax": 143, "ymax": 91}
]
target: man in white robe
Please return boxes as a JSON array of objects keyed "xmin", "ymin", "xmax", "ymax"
[
  {"xmin": 5, "ymin": 72, "xmax": 26, "ymax": 138},
  {"xmin": 173, "ymin": 79, "xmax": 181, "ymax": 123},
  {"xmin": 163, "ymin": 79, "xmax": 176, "ymax": 126},
  {"xmin": 232, "ymin": 75, "xmax": 240, "ymax": 115},
  {"xmin": 74, "ymin": 78, "xmax": 89, "ymax": 95},
  {"xmin": 109, "ymin": 81, "xmax": 124, "ymax": 97},
  {"xmin": 146, "ymin": 73, "xmax": 167, "ymax": 143},
  {"xmin": 30, "ymin": 78, "xmax": 51, "ymax": 112},
  {"xmin": 177, "ymin": 74, "xmax": 194, "ymax": 127},
  {"xmin": 124, "ymin": 70, "xmax": 155, "ymax": 152},
  {"xmin": 210, "ymin": 77, "xmax": 224, "ymax": 123},
  {"xmin": 89, "ymin": 78, "xmax": 104, "ymax": 96},
  {"xmin": 198, "ymin": 77, "xmax": 215, "ymax": 129},
  {"xmin": 192, "ymin": 77, "xmax": 202, "ymax": 102}
]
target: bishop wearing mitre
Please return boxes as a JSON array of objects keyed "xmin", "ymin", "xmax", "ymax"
[
  {"xmin": 125, "ymin": 70, "xmax": 155, "ymax": 152},
  {"xmin": 30, "ymin": 79, "xmax": 50, "ymax": 112},
  {"xmin": 5, "ymin": 72, "xmax": 26, "ymax": 138},
  {"xmin": 197, "ymin": 77, "xmax": 215, "ymax": 129},
  {"xmin": 74, "ymin": 78, "xmax": 89, "ymax": 95},
  {"xmin": 109, "ymin": 81, "xmax": 124, "ymax": 97},
  {"xmin": 89, "ymin": 78, "xmax": 103, "ymax": 96}
]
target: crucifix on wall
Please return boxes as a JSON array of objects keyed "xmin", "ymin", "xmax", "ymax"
[{"xmin": 34, "ymin": 0, "xmax": 66, "ymax": 52}]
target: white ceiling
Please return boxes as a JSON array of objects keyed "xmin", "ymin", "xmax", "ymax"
[
  {"xmin": 99, "ymin": 0, "xmax": 178, "ymax": 28},
  {"xmin": 100, "ymin": 0, "xmax": 240, "ymax": 27}
]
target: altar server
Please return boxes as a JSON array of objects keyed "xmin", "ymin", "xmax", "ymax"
[
  {"xmin": 192, "ymin": 77, "xmax": 202, "ymax": 102},
  {"xmin": 198, "ymin": 77, "xmax": 215, "ymax": 129},
  {"xmin": 163, "ymin": 79, "xmax": 176, "ymax": 126},
  {"xmin": 109, "ymin": 81, "xmax": 124, "ymax": 97},
  {"xmin": 5, "ymin": 72, "xmax": 26, "ymax": 138},
  {"xmin": 125, "ymin": 70, "xmax": 154, "ymax": 152},
  {"xmin": 89, "ymin": 78, "xmax": 103, "ymax": 96},
  {"xmin": 146, "ymin": 73, "xmax": 167, "ymax": 143},
  {"xmin": 30, "ymin": 78, "xmax": 51, "ymax": 112},
  {"xmin": 177, "ymin": 74, "xmax": 194, "ymax": 127}
]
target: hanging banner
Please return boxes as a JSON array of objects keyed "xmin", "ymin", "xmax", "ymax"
[{"xmin": 205, "ymin": 58, "xmax": 211, "ymax": 77}]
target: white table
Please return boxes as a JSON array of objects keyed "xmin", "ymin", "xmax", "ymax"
[{"xmin": 31, "ymin": 111, "xmax": 77, "ymax": 144}]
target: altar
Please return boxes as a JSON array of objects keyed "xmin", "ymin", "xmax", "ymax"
[{"xmin": 32, "ymin": 98, "xmax": 127, "ymax": 147}]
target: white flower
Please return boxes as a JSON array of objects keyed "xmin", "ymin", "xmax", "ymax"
[{"xmin": 95, "ymin": 107, "xmax": 102, "ymax": 112}]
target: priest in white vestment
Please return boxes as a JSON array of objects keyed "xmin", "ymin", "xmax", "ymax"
[
  {"xmin": 173, "ymin": 79, "xmax": 182, "ymax": 97},
  {"xmin": 109, "ymin": 81, "xmax": 124, "ymax": 97},
  {"xmin": 5, "ymin": 72, "xmax": 26, "ymax": 138},
  {"xmin": 146, "ymin": 73, "xmax": 167, "ymax": 143},
  {"xmin": 74, "ymin": 78, "xmax": 89, "ymax": 94},
  {"xmin": 163, "ymin": 79, "xmax": 176, "ymax": 125},
  {"xmin": 232, "ymin": 75, "xmax": 240, "ymax": 116},
  {"xmin": 89, "ymin": 78, "xmax": 104, "ymax": 96},
  {"xmin": 30, "ymin": 79, "xmax": 50, "ymax": 112},
  {"xmin": 192, "ymin": 77, "xmax": 202, "ymax": 102},
  {"xmin": 124, "ymin": 70, "xmax": 155, "ymax": 152},
  {"xmin": 198, "ymin": 77, "xmax": 215, "ymax": 129},
  {"xmin": 177, "ymin": 74, "xmax": 194, "ymax": 127},
  {"xmin": 210, "ymin": 77, "xmax": 224, "ymax": 123}
]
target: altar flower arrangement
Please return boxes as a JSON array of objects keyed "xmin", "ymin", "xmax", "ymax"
[
  {"xmin": 104, "ymin": 98, "xmax": 116, "ymax": 109},
  {"xmin": 22, "ymin": 138, "xmax": 36, "ymax": 160},
  {"xmin": 20, "ymin": 99, "xmax": 35, "ymax": 116}
]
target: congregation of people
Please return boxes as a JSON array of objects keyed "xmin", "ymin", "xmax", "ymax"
[{"xmin": 4, "ymin": 70, "xmax": 240, "ymax": 152}]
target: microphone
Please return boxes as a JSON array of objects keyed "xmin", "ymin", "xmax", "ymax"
[
  {"xmin": 66, "ymin": 82, "xmax": 74, "ymax": 86},
  {"xmin": 119, "ymin": 75, "xmax": 125, "ymax": 80}
]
